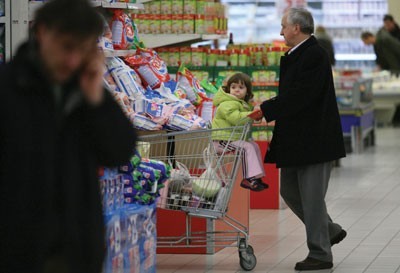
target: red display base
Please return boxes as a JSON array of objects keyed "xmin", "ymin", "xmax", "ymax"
[{"xmin": 250, "ymin": 141, "xmax": 280, "ymax": 209}]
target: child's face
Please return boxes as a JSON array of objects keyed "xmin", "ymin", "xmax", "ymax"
[{"xmin": 229, "ymin": 81, "xmax": 247, "ymax": 100}]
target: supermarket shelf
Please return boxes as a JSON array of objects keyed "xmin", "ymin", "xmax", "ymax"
[
  {"xmin": 324, "ymin": 23, "xmax": 381, "ymax": 28},
  {"xmin": 103, "ymin": 49, "xmax": 137, "ymax": 57},
  {"xmin": 97, "ymin": 1, "xmax": 145, "ymax": 9},
  {"xmin": 29, "ymin": 1, "xmax": 145, "ymax": 20},
  {"xmin": 335, "ymin": 54, "xmax": 376, "ymax": 61},
  {"xmin": 0, "ymin": 16, "xmax": 6, "ymax": 23},
  {"xmin": 140, "ymin": 34, "xmax": 227, "ymax": 48}
]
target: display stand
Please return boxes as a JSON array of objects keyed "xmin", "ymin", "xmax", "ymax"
[
  {"xmin": 373, "ymin": 87, "xmax": 400, "ymax": 127},
  {"xmin": 250, "ymin": 141, "xmax": 280, "ymax": 209},
  {"xmin": 339, "ymin": 102, "xmax": 375, "ymax": 154}
]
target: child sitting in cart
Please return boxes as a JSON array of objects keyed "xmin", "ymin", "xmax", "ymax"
[{"xmin": 211, "ymin": 72, "xmax": 268, "ymax": 192}]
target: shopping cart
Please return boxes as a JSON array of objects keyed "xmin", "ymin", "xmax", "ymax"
[{"xmin": 136, "ymin": 122, "xmax": 257, "ymax": 271}]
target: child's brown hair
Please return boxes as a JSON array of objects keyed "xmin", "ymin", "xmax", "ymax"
[{"xmin": 224, "ymin": 72, "xmax": 253, "ymax": 102}]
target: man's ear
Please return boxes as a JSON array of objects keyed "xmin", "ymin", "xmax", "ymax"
[{"xmin": 293, "ymin": 24, "xmax": 301, "ymax": 34}]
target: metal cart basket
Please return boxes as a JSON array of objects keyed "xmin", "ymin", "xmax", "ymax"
[{"xmin": 136, "ymin": 123, "xmax": 257, "ymax": 271}]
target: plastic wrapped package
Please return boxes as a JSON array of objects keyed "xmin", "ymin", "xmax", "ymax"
[
  {"xmin": 111, "ymin": 9, "xmax": 138, "ymax": 50},
  {"xmin": 103, "ymin": 204, "xmax": 157, "ymax": 273},
  {"xmin": 176, "ymin": 65, "xmax": 207, "ymax": 106},
  {"xmin": 125, "ymin": 49, "xmax": 170, "ymax": 89}
]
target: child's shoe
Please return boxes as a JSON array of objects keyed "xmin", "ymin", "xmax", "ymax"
[{"xmin": 240, "ymin": 177, "xmax": 268, "ymax": 192}]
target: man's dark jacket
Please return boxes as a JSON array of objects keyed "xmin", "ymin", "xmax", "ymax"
[
  {"xmin": 0, "ymin": 42, "xmax": 137, "ymax": 273},
  {"xmin": 260, "ymin": 36, "xmax": 345, "ymax": 168},
  {"xmin": 375, "ymin": 28, "xmax": 400, "ymax": 73},
  {"xmin": 389, "ymin": 23, "xmax": 400, "ymax": 41}
]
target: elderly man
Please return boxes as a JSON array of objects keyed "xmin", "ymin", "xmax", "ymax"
[{"xmin": 259, "ymin": 8, "xmax": 346, "ymax": 271}]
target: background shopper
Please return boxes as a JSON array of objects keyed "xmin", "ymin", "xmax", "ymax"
[
  {"xmin": 383, "ymin": 14, "xmax": 400, "ymax": 41},
  {"xmin": 0, "ymin": 0, "xmax": 137, "ymax": 273},
  {"xmin": 259, "ymin": 7, "xmax": 347, "ymax": 271},
  {"xmin": 361, "ymin": 30, "xmax": 400, "ymax": 74},
  {"xmin": 315, "ymin": 25, "xmax": 336, "ymax": 66}
]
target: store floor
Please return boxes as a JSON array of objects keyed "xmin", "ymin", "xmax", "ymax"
[{"xmin": 157, "ymin": 127, "xmax": 400, "ymax": 273}]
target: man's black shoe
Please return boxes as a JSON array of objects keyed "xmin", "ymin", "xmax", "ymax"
[
  {"xmin": 295, "ymin": 257, "xmax": 333, "ymax": 271},
  {"xmin": 330, "ymin": 229, "xmax": 347, "ymax": 246}
]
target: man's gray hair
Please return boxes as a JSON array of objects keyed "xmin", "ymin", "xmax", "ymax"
[{"xmin": 286, "ymin": 8, "xmax": 314, "ymax": 35}]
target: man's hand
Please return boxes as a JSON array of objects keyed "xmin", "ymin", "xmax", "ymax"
[
  {"xmin": 248, "ymin": 108, "xmax": 264, "ymax": 121},
  {"xmin": 80, "ymin": 51, "xmax": 105, "ymax": 106}
]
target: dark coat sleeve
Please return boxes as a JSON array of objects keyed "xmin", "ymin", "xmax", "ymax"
[
  {"xmin": 260, "ymin": 48, "xmax": 329, "ymax": 122},
  {"xmin": 83, "ymin": 90, "xmax": 137, "ymax": 166}
]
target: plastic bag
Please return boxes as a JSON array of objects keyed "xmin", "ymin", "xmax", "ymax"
[{"xmin": 191, "ymin": 146, "xmax": 221, "ymax": 198}]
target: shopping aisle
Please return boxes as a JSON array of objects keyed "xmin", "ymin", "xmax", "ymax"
[{"xmin": 157, "ymin": 128, "xmax": 400, "ymax": 273}]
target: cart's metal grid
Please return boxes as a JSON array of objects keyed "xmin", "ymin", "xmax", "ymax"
[{"xmin": 136, "ymin": 123, "xmax": 257, "ymax": 271}]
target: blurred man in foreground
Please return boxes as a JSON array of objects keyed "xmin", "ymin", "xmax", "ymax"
[{"xmin": 0, "ymin": 0, "xmax": 137, "ymax": 272}]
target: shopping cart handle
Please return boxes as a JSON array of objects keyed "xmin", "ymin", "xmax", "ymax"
[{"xmin": 247, "ymin": 109, "xmax": 263, "ymax": 120}]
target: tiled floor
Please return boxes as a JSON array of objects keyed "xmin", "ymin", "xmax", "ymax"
[{"xmin": 157, "ymin": 128, "xmax": 400, "ymax": 273}]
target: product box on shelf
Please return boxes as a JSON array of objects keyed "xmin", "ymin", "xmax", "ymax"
[
  {"xmin": 171, "ymin": 0, "xmax": 184, "ymax": 15},
  {"xmin": 171, "ymin": 14, "xmax": 183, "ymax": 34},
  {"xmin": 184, "ymin": 0, "xmax": 196, "ymax": 14},
  {"xmin": 148, "ymin": 15, "xmax": 160, "ymax": 34},
  {"xmin": 149, "ymin": 0, "xmax": 160, "ymax": 15},
  {"xmin": 180, "ymin": 47, "xmax": 191, "ymax": 65},
  {"xmin": 191, "ymin": 47, "xmax": 205, "ymax": 66},
  {"xmin": 160, "ymin": 0, "xmax": 172, "ymax": 14},
  {"xmin": 182, "ymin": 14, "xmax": 194, "ymax": 34},
  {"xmin": 194, "ymin": 14, "xmax": 205, "ymax": 34},
  {"xmin": 159, "ymin": 14, "xmax": 172, "ymax": 34}
]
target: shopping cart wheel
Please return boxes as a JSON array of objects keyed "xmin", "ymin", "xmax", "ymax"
[
  {"xmin": 238, "ymin": 238, "xmax": 254, "ymax": 254},
  {"xmin": 239, "ymin": 253, "xmax": 257, "ymax": 271},
  {"xmin": 246, "ymin": 245, "xmax": 254, "ymax": 254}
]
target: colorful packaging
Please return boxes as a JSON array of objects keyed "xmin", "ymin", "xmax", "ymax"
[
  {"xmin": 167, "ymin": 47, "xmax": 180, "ymax": 67},
  {"xmin": 125, "ymin": 49, "xmax": 171, "ymax": 89},
  {"xmin": 138, "ymin": 14, "xmax": 150, "ymax": 34},
  {"xmin": 171, "ymin": 0, "xmax": 183, "ymax": 14},
  {"xmin": 229, "ymin": 49, "xmax": 239, "ymax": 66},
  {"xmin": 160, "ymin": 0, "xmax": 172, "ymax": 14},
  {"xmin": 176, "ymin": 65, "xmax": 207, "ymax": 106},
  {"xmin": 191, "ymin": 48, "xmax": 204, "ymax": 66},
  {"xmin": 238, "ymin": 49, "xmax": 249, "ymax": 66},
  {"xmin": 254, "ymin": 47, "xmax": 263, "ymax": 66},
  {"xmin": 182, "ymin": 15, "xmax": 194, "ymax": 34},
  {"xmin": 204, "ymin": 15, "xmax": 215, "ymax": 34},
  {"xmin": 195, "ymin": 15, "xmax": 205, "ymax": 34},
  {"xmin": 110, "ymin": 65, "xmax": 146, "ymax": 99},
  {"xmin": 98, "ymin": 14, "xmax": 114, "ymax": 51},
  {"xmin": 103, "ymin": 68, "xmax": 120, "ymax": 93},
  {"xmin": 111, "ymin": 10, "xmax": 137, "ymax": 50},
  {"xmin": 183, "ymin": 0, "xmax": 196, "ymax": 14},
  {"xmin": 207, "ymin": 49, "xmax": 218, "ymax": 67},
  {"xmin": 132, "ymin": 114, "xmax": 163, "ymax": 131},
  {"xmin": 196, "ymin": 0, "xmax": 205, "ymax": 14},
  {"xmin": 180, "ymin": 47, "xmax": 191, "ymax": 65},
  {"xmin": 160, "ymin": 14, "xmax": 172, "ymax": 34},
  {"xmin": 197, "ymin": 98, "xmax": 215, "ymax": 122},
  {"xmin": 171, "ymin": 15, "xmax": 183, "ymax": 34},
  {"xmin": 266, "ymin": 47, "xmax": 278, "ymax": 66},
  {"xmin": 149, "ymin": 0, "xmax": 160, "ymax": 14},
  {"xmin": 148, "ymin": 14, "xmax": 160, "ymax": 34}
]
